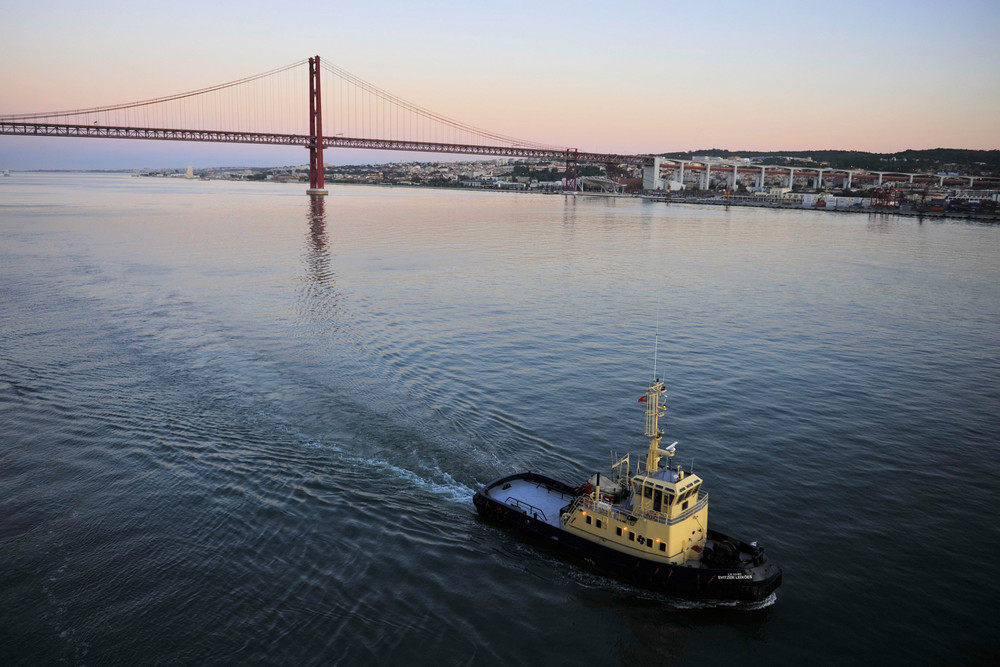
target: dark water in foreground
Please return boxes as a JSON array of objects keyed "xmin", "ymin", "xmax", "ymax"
[{"xmin": 1, "ymin": 174, "xmax": 998, "ymax": 665}]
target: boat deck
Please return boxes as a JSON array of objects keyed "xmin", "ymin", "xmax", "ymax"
[{"xmin": 485, "ymin": 477, "xmax": 575, "ymax": 527}]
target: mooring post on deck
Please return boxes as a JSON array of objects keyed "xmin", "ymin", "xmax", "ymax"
[{"xmin": 307, "ymin": 55, "xmax": 328, "ymax": 196}]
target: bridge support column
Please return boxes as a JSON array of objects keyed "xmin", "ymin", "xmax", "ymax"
[
  {"xmin": 846, "ymin": 171, "xmax": 853, "ymax": 189},
  {"xmin": 307, "ymin": 55, "xmax": 328, "ymax": 196},
  {"xmin": 643, "ymin": 157, "xmax": 662, "ymax": 190},
  {"xmin": 732, "ymin": 164, "xmax": 739, "ymax": 190},
  {"xmin": 701, "ymin": 164, "xmax": 711, "ymax": 190},
  {"xmin": 758, "ymin": 166, "xmax": 765, "ymax": 189},
  {"xmin": 788, "ymin": 168, "xmax": 795, "ymax": 189},
  {"xmin": 564, "ymin": 150, "xmax": 579, "ymax": 192},
  {"xmin": 817, "ymin": 169, "xmax": 825, "ymax": 190}
]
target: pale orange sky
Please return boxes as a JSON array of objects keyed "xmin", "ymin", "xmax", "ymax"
[{"xmin": 2, "ymin": 0, "xmax": 998, "ymax": 168}]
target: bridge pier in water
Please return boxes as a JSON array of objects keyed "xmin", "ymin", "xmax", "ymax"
[
  {"xmin": 564, "ymin": 150, "xmax": 579, "ymax": 192},
  {"xmin": 307, "ymin": 55, "xmax": 328, "ymax": 196}
]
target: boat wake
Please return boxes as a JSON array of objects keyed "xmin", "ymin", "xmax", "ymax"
[
  {"xmin": 363, "ymin": 457, "xmax": 477, "ymax": 506},
  {"xmin": 288, "ymin": 426, "xmax": 477, "ymax": 506},
  {"xmin": 665, "ymin": 591, "xmax": 778, "ymax": 611}
]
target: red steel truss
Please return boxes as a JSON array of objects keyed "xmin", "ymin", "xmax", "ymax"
[{"xmin": 0, "ymin": 121, "xmax": 650, "ymax": 166}]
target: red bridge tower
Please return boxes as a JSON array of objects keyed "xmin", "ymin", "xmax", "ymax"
[{"xmin": 307, "ymin": 56, "xmax": 328, "ymax": 196}]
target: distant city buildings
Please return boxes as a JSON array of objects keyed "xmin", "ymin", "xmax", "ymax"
[
  {"xmin": 134, "ymin": 156, "xmax": 999, "ymax": 218},
  {"xmin": 171, "ymin": 158, "xmax": 586, "ymax": 190}
]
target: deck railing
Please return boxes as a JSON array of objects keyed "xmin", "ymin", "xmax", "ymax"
[
  {"xmin": 504, "ymin": 497, "xmax": 547, "ymax": 522},
  {"xmin": 566, "ymin": 491, "xmax": 708, "ymax": 527}
]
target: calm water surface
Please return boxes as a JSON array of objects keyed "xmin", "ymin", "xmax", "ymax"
[{"xmin": 1, "ymin": 174, "xmax": 998, "ymax": 665}]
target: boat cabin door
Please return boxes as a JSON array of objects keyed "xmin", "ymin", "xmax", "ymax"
[{"xmin": 653, "ymin": 489, "xmax": 662, "ymax": 513}]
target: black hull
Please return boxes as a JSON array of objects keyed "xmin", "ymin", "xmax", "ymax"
[{"xmin": 473, "ymin": 473, "xmax": 781, "ymax": 603}]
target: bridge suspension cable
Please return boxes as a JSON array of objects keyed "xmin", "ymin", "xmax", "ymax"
[
  {"xmin": 0, "ymin": 60, "xmax": 308, "ymax": 124},
  {"xmin": 1, "ymin": 56, "xmax": 569, "ymax": 154},
  {"xmin": 318, "ymin": 60, "xmax": 565, "ymax": 151}
]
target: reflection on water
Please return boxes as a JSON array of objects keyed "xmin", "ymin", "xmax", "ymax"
[
  {"xmin": 298, "ymin": 195, "xmax": 343, "ymax": 329},
  {"xmin": 309, "ymin": 195, "xmax": 328, "ymax": 254}
]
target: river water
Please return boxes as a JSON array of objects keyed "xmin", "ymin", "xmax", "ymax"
[{"xmin": 1, "ymin": 173, "xmax": 998, "ymax": 665}]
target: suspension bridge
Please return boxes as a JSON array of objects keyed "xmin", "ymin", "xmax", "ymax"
[
  {"xmin": 0, "ymin": 56, "xmax": 647, "ymax": 195},
  {"xmin": 4, "ymin": 57, "xmax": 996, "ymax": 195}
]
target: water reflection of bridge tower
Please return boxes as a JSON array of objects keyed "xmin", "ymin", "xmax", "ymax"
[{"xmin": 299, "ymin": 195, "xmax": 343, "ymax": 327}]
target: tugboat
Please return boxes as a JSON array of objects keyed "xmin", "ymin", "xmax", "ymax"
[{"xmin": 473, "ymin": 378, "xmax": 782, "ymax": 603}]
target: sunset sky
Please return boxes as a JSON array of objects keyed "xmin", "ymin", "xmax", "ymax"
[{"xmin": 2, "ymin": 0, "xmax": 998, "ymax": 169}]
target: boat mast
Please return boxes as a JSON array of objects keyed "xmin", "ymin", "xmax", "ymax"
[{"xmin": 642, "ymin": 380, "xmax": 676, "ymax": 474}]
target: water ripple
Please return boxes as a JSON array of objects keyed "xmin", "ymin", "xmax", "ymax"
[{"xmin": 2, "ymin": 177, "xmax": 999, "ymax": 665}]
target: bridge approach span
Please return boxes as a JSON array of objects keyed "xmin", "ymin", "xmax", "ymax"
[{"xmin": 0, "ymin": 121, "xmax": 652, "ymax": 168}]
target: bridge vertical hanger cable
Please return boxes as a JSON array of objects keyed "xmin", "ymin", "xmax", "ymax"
[{"xmin": 319, "ymin": 59, "xmax": 565, "ymax": 150}]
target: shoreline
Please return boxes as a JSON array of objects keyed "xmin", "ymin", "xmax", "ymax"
[
  {"xmin": 635, "ymin": 193, "xmax": 1000, "ymax": 223},
  {"xmin": 9, "ymin": 171, "xmax": 997, "ymax": 223}
]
